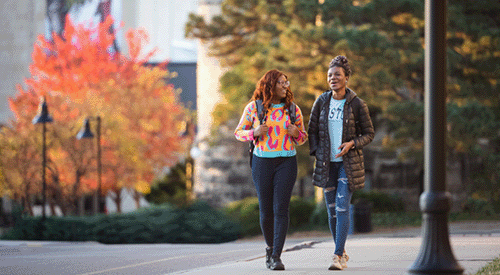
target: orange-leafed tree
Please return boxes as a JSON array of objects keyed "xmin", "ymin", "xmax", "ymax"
[
  {"xmin": 4, "ymin": 85, "xmax": 98, "ymax": 216},
  {"xmin": 97, "ymin": 64, "xmax": 187, "ymax": 209},
  {"xmin": 0, "ymin": 92, "xmax": 41, "ymax": 216},
  {"xmin": 1, "ymin": 16, "xmax": 188, "ymax": 215}
]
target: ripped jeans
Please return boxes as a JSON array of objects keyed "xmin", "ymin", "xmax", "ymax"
[{"xmin": 324, "ymin": 161, "xmax": 353, "ymax": 256}]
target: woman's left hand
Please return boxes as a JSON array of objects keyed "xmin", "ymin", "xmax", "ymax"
[
  {"xmin": 335, "ymin": 140, "xmax": 355, "ymax": 158},
  {"xmin": 287, "ymin": 124, "xmax": 300, "ymax": 138}
]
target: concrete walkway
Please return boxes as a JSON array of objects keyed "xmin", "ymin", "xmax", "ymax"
[{"xmin": 170, "ymin": 221, "xmax": 500, "ymax": 275}]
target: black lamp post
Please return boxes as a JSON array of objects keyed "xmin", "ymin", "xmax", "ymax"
[
  {"xmin": 32, "ymin": 97, "xmax": 53, "ymax": 220},
  {"xmin": 77, "ymin": 116, "xmax": 103, "ymax": 214},
  {"xmin": 180, "ymin": 119, "xmax": 196, "ymax": 202},
  {"xmin": 408, "ymin": 0, "xmax": 463, "ymax": 274}
]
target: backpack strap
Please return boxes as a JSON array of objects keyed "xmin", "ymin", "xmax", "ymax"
[
  {"xmin": 255, "ymin": 99, "xmax": 266, "ymax": 124},
  {"xmin": 288, "ymin": 103, "xmax": 296, "ymax": 125},
  {"xmin": 253, "ymin": 100, "xmax": 266, "ymax": 143}
]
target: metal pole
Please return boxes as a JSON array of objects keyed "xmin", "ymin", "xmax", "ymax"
[
  {"xmin": 42, "ymin": 122, "xmax": 47, "ymax": 220},
  {"xmin": 408, "ymin": 0, "xmax": 463, "ymax": 273},
  {"xmin": 97, "ymin": 116, "xmax": 102, "ymax": 213}
]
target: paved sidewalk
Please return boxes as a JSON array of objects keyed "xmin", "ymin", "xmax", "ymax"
[{"xmin": 170, "ymin": 221, "xmax": 500, "ymax": 275}]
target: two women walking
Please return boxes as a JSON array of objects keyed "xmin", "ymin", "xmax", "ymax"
[{"xmin": 235, "ymin": 56, "xmax": 374, "ymax": 271}]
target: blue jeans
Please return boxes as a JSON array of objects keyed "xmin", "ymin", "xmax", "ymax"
[
  {"xmin": 252, "ymin": 155, "xmax": 297, "ymax": 258},
  {"xmin": 324, "ymin": 161, "xmax": 353, "ymax": 256}
]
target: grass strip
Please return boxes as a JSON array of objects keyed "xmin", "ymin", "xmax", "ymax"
[{"xmin": 475, "ymin": 256, "xmax": 500, "ymax": 275}]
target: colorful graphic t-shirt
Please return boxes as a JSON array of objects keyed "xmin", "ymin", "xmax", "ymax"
[
  {"xmin": 234, "ymin": 101, "xmax": 308, "ymax": 158},
  {"xmin": 329, "ymin": 98, "xmax": 346, "ymax": 162}
]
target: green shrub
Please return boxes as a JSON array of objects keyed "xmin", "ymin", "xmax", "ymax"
[
  {"xmin": 371, "ymin": 212, "xmax": 422, "ymax": 227},
  {"xmin": 462, "ymin": 196, "xmax": 497, "ymax": 217},
  {"xmin": 0, "ymin": 201, "xmax": 240, "ymax": 244},
  {"xmin": 224, "ymin": 197, "xmax": 261, "ymax": 236},
  {"xmin": 309, "ymin": 201, "xmax": 328, "ymax": 227},
  {"xmin": 352, "ymin": 191, "xmax": 405, "ymax": 213},
  {"xmin": 223, "ymin": 196, "xmax": 316, "ymax": 237},
  {"xmin": 289, "ymin": 196, "xmax": 315, "ymax": 228}
]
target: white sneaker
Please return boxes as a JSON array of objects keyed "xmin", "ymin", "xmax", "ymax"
[
  {"xmin": 343, "ymin": 250, "xmax": 349, "ymax": 262},
  {"xmin": 329, "ymin": 255, "xmax": 343, "ymax": 270},
  {"xmin": 341, "ymin": 251, "xmax": 349, "ymax": 268}
]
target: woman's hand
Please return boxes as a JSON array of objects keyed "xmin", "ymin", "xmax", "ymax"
[
  {"xmin": 287, "ymin": 124, "xmax": 300, "ymax": 138},
  {"xmin": 254, "ymin": 122, "xmax": 269, "ymax": 137},
  {"xmin": 335, "ymin": 140, "xmax": 355, "ymax": 158}
]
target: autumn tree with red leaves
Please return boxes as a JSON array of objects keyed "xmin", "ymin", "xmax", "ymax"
[{"xmin": 0, "ymin": 16, "xmax": 189, "ymax": 215}]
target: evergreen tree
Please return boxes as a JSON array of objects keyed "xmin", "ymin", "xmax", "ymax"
[{"xmin": 186, "ymin": 0, "xmax": 500, "ymax": 196}]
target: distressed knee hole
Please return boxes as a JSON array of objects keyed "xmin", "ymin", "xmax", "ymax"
[
  {"xmin": 328, "ymin": 203, "xmax": 337, "ymax": 218},
  {"xmin": 336, "ymin": 206, "xmax": 348, "ymax": 212}
]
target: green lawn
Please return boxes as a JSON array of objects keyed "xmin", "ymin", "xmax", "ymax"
[{"xmin": 475, "ymin": 256, "xmax": 500, "ymax": 275}]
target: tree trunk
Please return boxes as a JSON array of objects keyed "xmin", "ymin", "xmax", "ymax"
[
  {"xmin": 109, "ymin": 188, "xmax": 123, "ymax": 214},
  {"xmin": 71, "ymin": 171, "xmax": 84, "ymax": 216},
  {"xmin": 114, "ymin": 195, "xmax": 122, "ymax": 213},
  {"xmin": 23, "ymin": 196, "xmax": 34, "ymax": 216},
  {"xmin": 23, "ymin": 184, "xmax": 34, "ymax": 216},
  {"xmin": 53, "ymin": 188, "xmax": 67, "ymax": 216},
  {"xmin": 49, "ymin": 198, "xmax": 57, "ymax": 217},
  {"xmin": 460, "ymin": 153, "xmax": 472, "ymax": 194},
  {"xmin": 77, "ymin": 196, "xmax": 85, "ymax": 216},
  {"xmin": 133, "ymin": 190, "xmax": 141, "ymax": 209},
  {"xmin": 46, "ymin": 0, "xmax": 67, "ymax": 40}
]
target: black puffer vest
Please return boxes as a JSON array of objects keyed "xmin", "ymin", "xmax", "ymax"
[{"xmin": 307, "ymin": 89, "xmax": 374, "ymax": 191}]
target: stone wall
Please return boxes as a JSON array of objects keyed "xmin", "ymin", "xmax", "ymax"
[
  {"xmin": 0, "ymin": 0, "xmax": 46, "ymax": 124},
  {"xmin": 192, "ymin": 125, "xmax": 255, "ymax": 207},
  {"xmin": 192, "ymin": 125, "xmax": 316, "ymax": 207},
  {"xmin": 193, "ymin": 128, "xmax": 467, "ymax": 212},
  {"xmin": 365, "ymin": 147, "xmax": 468, "ymax": 212}
]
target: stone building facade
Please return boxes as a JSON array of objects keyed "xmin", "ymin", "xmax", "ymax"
[{"xmin": 0, "ymin": 0, "xmax": 46, "ymax": 124}]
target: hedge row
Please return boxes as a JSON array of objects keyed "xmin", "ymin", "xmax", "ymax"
[
  {"xmin": 1, "ymin": 201, "xmax": 240, "ymax": 244},
  {"xmin": 0, "ymin": 191, "xmax": 413, "ymax": 243},
  {"xmin": 223, "ymin": 196, "xmax": 316, "ymax": 236}
]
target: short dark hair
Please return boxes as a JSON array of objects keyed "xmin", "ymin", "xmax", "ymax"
[{"xmin": 329, "ymin": 55, "xmax": 352, "ymax": 77}]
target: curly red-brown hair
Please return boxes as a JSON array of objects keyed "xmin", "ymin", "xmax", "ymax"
[{"xmin": 251, "ymin": 69, "xmax": 294, "ymax": 110}]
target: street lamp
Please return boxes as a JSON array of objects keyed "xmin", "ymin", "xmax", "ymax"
[
  {"xmin": 408, "ymin": 0, "xmax": 463, "ymax": 274},
  {"xmin": 77, "ymin": 116, "xmax": 103, "ymax": 214},
  {"xmin": 180, "ymin": 118, "xmax": 198, "ymax": 202},
  {"xmin": 32, "ymin": 97, "xmax": 53, "ymax": 220}
]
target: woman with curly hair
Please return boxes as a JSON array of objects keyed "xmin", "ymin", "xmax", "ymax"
[
  {"xmin": 308, "ymin": 56, "xmax": 374, "ymax": 270},
  {"xmin": 235, "ymin": 69, "xmax": 308, "ymax": 270}
]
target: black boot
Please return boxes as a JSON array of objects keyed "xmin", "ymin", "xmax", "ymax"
[
  {"xmin": 269, "ymin": 256, "xmax": 285, "ymax": 270},
  {"xmin": 265, "ymin": 247, "xmax": 273, "ymax": 269}
]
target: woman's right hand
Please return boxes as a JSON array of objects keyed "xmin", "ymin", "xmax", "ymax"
[{"xmin": 254, "ymin": 122, "xmax": 269, "ymax": 137}]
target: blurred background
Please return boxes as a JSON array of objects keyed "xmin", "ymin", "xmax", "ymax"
[{"xmin": 0, "ymin": 0, "xmax": 499, "ymax": 242}]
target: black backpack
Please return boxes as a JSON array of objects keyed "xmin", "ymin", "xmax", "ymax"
[{"xmin": 248, "ymin": 100, "xmax": 297, "ymax": 167}]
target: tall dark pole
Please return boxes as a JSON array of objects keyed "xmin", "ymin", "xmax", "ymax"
[
  {"xmin": 96, "ymin": 116, "xmax": 102, "ymax": 213},
  {"xmin": 77, "ymin": 116, "xmax": 103, "ymax": 214},
  {"xmin": 408, "ymin": 0, "xmax": 463, "ymax": 274},
  {"xmin": 42, "ymin": 122, "xmax": 47, "ymax": 220},
  {"xmin": 33, "ymin": 98, "xmax": 53, "ymax": 220}
]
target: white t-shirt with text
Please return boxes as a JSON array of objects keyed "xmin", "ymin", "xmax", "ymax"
[{"xmin": 328, "ymin": 98, "xmax": 346, "ymax": 162}]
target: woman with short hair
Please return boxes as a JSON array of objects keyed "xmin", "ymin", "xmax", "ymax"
[{"xmin": 308, "ymin": 56, "xmax": 375, "ymax": 270}]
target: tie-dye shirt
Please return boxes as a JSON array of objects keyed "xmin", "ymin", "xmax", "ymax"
[{"xmin": 235, "ymin": 101, "xmax": 308, "ymax": 158}]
